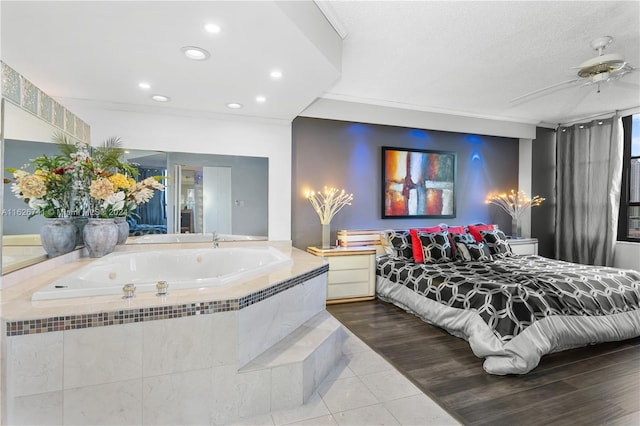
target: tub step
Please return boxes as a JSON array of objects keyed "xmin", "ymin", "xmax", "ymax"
[{"xmin": 239, "ymin": 310, "xmax": 344, "ymax": 411}]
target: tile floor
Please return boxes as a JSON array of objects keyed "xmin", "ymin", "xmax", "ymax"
[{"xmin": 231, "ymin": 327, "xmax": 461, "ymax": 426}]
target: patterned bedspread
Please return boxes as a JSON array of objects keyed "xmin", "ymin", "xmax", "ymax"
[{"xmin": 377, "ymin": 255, "xmax": 640, "ymax": 343}]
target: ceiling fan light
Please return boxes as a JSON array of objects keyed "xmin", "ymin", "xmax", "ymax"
[
  {"xmin": 577, "ymin": 53, "xmax": 625, "ymax": 77},
  {"xmin": 591, "ymin": 72, "xmax": 610, "ymax": 83}
]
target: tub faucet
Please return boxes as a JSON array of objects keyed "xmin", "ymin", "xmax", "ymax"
[{"xmin": 213, "ymin": 231, "xmax": 220, "ymax": 248}]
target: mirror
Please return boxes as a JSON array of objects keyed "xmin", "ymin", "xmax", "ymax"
[{"xmin": 2, "ymin": 141, "xmax": 269, "ymax": 275}]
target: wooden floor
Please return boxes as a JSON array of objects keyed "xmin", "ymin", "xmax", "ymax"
[{"xmin": 327, "ymin": 300, "xmax": 640, "ymax": 426}]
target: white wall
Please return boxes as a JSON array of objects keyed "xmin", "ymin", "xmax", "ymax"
[
  {"xmin": 613, "ymin": 242, "xmax": 640, "ymax": 271},
  {"xmin": 63, "ymin": 101, "xmax": 292, "ymax": 241},
  {"xmin": 518, "ymin": 138, "xmax": 533, "ymax": 238}
]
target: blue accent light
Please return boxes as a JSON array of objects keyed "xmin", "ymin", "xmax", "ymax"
[
  {"xmin": 409, "ymin": 129, "xmax": 429, "ymax": 139},
  {"xmin": 457, "ymin": 149, "xmax": 493, "ymax": 224},
  {"xmin": 346, "ymin": 123, "xmax": 370, "ymax": 135},
  {"xmin": 465, "ymin": 135, "xmax": 483, "ymax": 144},
  {"xmin": 345, "ymin": 125, "xmax": 374, "ymax": 210}
]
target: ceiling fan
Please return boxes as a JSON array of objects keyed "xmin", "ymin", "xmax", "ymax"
[{"xmin": 510, "ymin": 36, "xmax": 638, "ymax": 103}]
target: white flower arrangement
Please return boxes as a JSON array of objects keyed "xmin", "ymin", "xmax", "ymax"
[
  {"xmin": 305, "ymin": 187, "xmax": 354, "ymax": 224},
  {"xmin": 485, "ymin": 190, "xmax": 545, "ymax": 222}
]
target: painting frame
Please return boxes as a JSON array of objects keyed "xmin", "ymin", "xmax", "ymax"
[{"xmin": 381, "ymin": 146, "xmax": 457, "ymax": 219}]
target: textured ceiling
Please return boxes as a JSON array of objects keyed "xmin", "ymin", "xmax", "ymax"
[
  {"xmin": 320, "ymin": 0, "xmax": 640, "ymax": 124},
  {"xmin": 1, "ymin": 1, "xmax": 639, "ymax": 127}
]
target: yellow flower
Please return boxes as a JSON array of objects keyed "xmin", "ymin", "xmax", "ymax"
[
  {"xmin": 90, "ymin": 177, "xmax": 115, "ymax": 200},
  {"xmin": 108, "ymin": 173, "xmax": 133, "ymax": 190},
  {"xmin": 33, "ymin": 169, "xmax": 48, "ymax": 180}
]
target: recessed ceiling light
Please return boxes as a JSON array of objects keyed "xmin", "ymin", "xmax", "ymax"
[
  {"xmin": 151, "ymin": 95, "xmax": 170, "ymax": 102},
  {"xmin": 138, "ymin": 82, "xmax": 151, "ymax": 90},
  {"xmin": 204, "ymin": 23, "xmax": 221, "ymax": 34},
  {"xmin": 579, "ymin": 125, "xmax": 585, "ymax": 129},
  {"xmin": 256, "ymin": 95, "xmax": 266, "ymax": 103},
  {"xmin": 181, "ymin": 46, "xmax": 210, "ymax": 61},
  {"xmin": 226, "ymin": 102, "xmax": 243, "ymax": 109},
  {"xmin": 270, "ymin": 70, "xmax": 283, "ymax": 79}
]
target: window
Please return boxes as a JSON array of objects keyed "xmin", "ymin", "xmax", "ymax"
[{"xmin": 619, "ymin": 113, "xmax": 640, "ymax": 241}]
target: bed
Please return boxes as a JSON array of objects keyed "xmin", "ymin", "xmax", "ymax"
[
  {"xmin": 376, "ymin": 227, "xmax": 640, "ymax": 375},
  {"xmin": 126, "ymin": 216, "xmax": 167, "ymax": 236}
]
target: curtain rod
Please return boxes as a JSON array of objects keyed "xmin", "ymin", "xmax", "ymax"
[
  {"xmin": 558, "ymin": 105, "xmax": 640, "ymax": 127},
  {"xmin": 558, "ymin": 111, "xmax": 616, "ymax": 127}
]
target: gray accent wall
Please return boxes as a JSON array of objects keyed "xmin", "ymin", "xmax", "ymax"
[
  {"xmin": 531, "ymin": 127, "xmax": 557, "ymax": 258},
  {"xmin": 292, "ymin": 117, "xmax": 519, "ymax": 250}
]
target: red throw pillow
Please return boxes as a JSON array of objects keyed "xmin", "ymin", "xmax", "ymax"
[
  {"xmin": 410, "ymin": 226, "xmax": 443, "ymax": 262},
  {"xmin": 446, "ymin": 226, "xmax": 467, "ymax": 235},
  {"xmin": 467, "ymin": 224, "xmax": 496, "ymax": 242}
]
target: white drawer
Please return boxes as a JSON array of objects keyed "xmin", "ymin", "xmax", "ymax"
[
  {"xmin": 327, "ymin": 282, "xmax": 373, "ymax": 299},
  {"xmin": 328, "ymin": 268, "xmax": 370, "ymax": 284},
  {"xmin": 328, "ymin": 255, "xmax": 371, "ymax": 270},
  {"xmin": 510, "ymin": 242, "xmax": 538, "ymax": 256}
]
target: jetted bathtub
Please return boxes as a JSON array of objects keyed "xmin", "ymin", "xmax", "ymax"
[
  {"xmin": 32, "ymin": 246, "xmax": 292, "ymax": 301},
  {"xmin": 127, "ymin": 233, "xmax": 267, "ymax": 244}
]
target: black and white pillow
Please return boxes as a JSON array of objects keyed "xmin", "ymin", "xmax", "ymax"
[
  {"xmin": 450, "ymin": 232, "xmax": 476, "ymax": 246},
  {"xmin": 417, "ymin": 231, "xmax": 454, "ymax": 263},
  {"xmin": 455, "ymin": 242, "xmax": 493, "ymax": 261},
  {"xmin": 480, "ymin": 229, "xmax": 514, "ymax": 258},
  {"xmin": 381, "ymin": 229, "xmax": 413, "ymax": 260},
  {"xmin": 451, "ymin": 232, "xmax": 492, "ymax": 261}
]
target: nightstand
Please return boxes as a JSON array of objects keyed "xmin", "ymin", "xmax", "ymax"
[
  {"xmin": 508, "ymin": 238, "xmax": 539, "ymax": 255},
  {"xmin": 306, "ymin": 246, "xmax": 376, "ymax": 304}
]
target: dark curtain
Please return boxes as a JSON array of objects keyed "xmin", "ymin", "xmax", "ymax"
[
  {"xmin": 555, "ymin": 116, "xmax": 623, "ymax": 266},
  {"xmin": 134, "ymin": 168, "xmax": 167, "ymax": 226}
]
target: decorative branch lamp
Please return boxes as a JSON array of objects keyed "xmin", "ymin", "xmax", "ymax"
[
  {"xmin": 305, "ymin": 187, "xmax": 354, "ymax": 249},
  {"xmin": 485, "ymin": 190, "xmax": 545, "ymax": 238}
]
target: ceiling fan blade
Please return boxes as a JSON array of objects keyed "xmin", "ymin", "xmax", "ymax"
[
  {"xmin": 510, "ymin": 79, "xmax": 580, "ymax": 104},
  {"xmin": 609, "ymin": 79, "xmax": 640, "ymax": 90}
]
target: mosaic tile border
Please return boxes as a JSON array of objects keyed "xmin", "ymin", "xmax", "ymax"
[
  {"xmin": 1, "ymin": 61, "xmax": 91, "ymax": 143},
  {"xmin": 5, "ymin": 264, "xmax": 329, "ymax": 336}
]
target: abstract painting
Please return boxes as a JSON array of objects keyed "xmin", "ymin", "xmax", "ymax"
[{"xmin": 382, "ymin": 147, "xmax": 456, "ymax": 218}]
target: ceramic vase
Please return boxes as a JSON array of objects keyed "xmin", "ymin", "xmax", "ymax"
[
  {"xmin": 83, "ymin": 218, "xmax": 118, "ymax": 257},
  {"xmin": 114, "ymin": 216, "xmax": 130, "ymax": 244},
  {"xmin": 40, "ymin": 218, "xmax": 77, "ymax": 257},
  {"xmin": 72, "ymin": 216, "xmax": 89, "ymax": 246}
]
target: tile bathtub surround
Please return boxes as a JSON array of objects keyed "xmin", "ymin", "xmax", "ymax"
[
  {"xmin": 1, "ymin": 242, "xmax": 327, "ymax": 322},
  {"xmin": 4, "ymin": 264, "xmax": 328, "ymax": 337},
  {"xmin": 2, "ymin": 244, "xmax": 334, "ymax": 424},
  {"xmin": 4, "ymin": 311, "xmax": 338, "ymax": 425}
]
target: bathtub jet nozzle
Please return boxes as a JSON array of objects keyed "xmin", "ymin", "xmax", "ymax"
[
  {"xmin": 122, "ymin": 283, "xmax": 136, "ymax": 299},
  {"xmin": 156, "ymin": 280, "xmax": 169, "ymax": 296}
]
